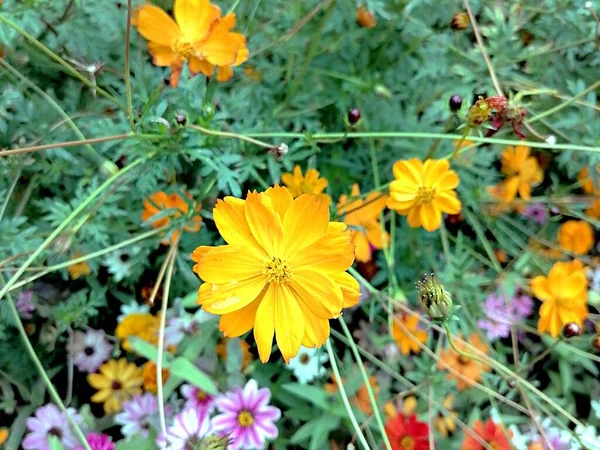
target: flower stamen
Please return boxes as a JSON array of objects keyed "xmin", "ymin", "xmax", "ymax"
[
  {"xmin": 237, "ymin": 410, "xmax": 254, "ymax": 428},
  {"xmin": 264, "ymin": 256, "xmax": 292, "ymax": 283},
  {"xmin": 415, "ymin": 186, "xmax": 435, "ymax": 205}
]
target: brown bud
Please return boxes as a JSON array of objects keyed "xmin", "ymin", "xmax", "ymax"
[
  {"xmin": 563, "ymin": 322, "xmax": 582, "ymax": 338},
  {"xmin": 507, "ymin": 378, "xmax": 517, "ymax": 389},
  {"xmin": 450, "ymin": 12, "xmax": 469, "ymax": 30},
  {"xmin": 357, "ymin": 6, "xmax": 376, "ymax": 28}
]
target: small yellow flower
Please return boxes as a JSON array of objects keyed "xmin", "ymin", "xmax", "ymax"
[
  {"xmin": 387, "ymin": 159, "xmax": 461, "ymax": 232},
  {"xmin": 88, "ymin": 359, "xmax": 143, "ymax": 414},
  {"xmin": 450, "ymin": 11, "xmax": 469, "ymax": 30},
  {"xmin": 115, "ymin": 313, "xmax": 160, "ymax": 352},
  {"xmin": 435, "ymin": 394, "xmax": 457, "ymax": 437},
  {"xmin": 281, "ymin": 165, "xmax": 331, "ymax": 203},
  {"xmin": 391, "ymin": 314, "xmax": 428, "ymax": 355},
  {"xmin": 337, "ymin": 184, "xmax": 388, "ymax": 263},
  {"xmin": 0, "ymin": 427, "xmax": 8, "ymax": 446},
  {"xmin": 142, "ymin": 361, "xmax": 170, "ymax": 394},
  {"xmin": 557, "ymin": 220, "xmax": 594, "ymax": 255},
  {"xmin": 531, "ymin": 260, "xmax": 588, "ymax": 337},
  {"xmin": 68, "ymin": 252, "xmax": 91, "ymax": 280},
  {"xmin": 356, "ymin": 5, "xmax": 376, "ymax": 28},
  {"xmin": 192, "ymin": 186, "xmax": 360, "ymax": 363}
]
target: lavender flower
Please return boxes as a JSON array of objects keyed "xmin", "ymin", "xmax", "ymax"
[
  {"xmin": 68, "ymin": 329, "xmax": 112, "ymax": 373},
  {"xmin": 16, "ymin": 290, "xmax": 35, "ymax": 319},
  {"xmin": 164, "ymin": 310, "xmax": 215, "ymax": 347},
  {"xmin": 180, "ymin": 384, "xmax": 216, "ymax": 415},
  {"xmin": 477, "ymin": 291, "xmax": 533, "ymax": 341},
  {"xmin": 212, "ymin": 379, "xmax": 280, "ymax": 450},
  {"xmin": 115, "ymin": 393, "xmax": 159, "ymax": 439},
  {"xmin": 156, "ymin": 406, "xmax": 212, "ymax": 450},
  {"xmin": 75, "ymin": 432, "xmax": 115, "ymax": 450},
  {"xmin": 522, "ymin": 203, "xmax": 548, "ymax": 224},
  {"xmin": 23, "ymin": 404, "xmax": 83, "ymax": 450}
]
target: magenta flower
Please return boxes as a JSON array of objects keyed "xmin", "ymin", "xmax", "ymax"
[
  {"xmin": 477, "ymin": 291, "xmax": 533, "ymax": 341},
  {"xmin": 75, "ymin": 433, "xmax": 115, "ymax": 450},
  {"xmin": 180, "ymin": 384, "xmax": 216, "ymax": 415},
  {"xmin": 156, "ymin": 406, "xmax": 212, "ymax": 450},
  {"xmin": 16, "ymin": 290, "xmax": 35, "ymax": 319},
  {"xmin": 212, "ymin": 379, "xmax": 280, "ymax": 450},
  {"xmin": 23, "ymin": 404, "xmax": 83, "ymax": 450}
]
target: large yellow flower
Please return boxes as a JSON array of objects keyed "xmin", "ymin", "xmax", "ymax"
[
  {"xmin": 531, "ymin": 260, "xmax": 588, "ymax": 337},
  {"xmin": 387, "ymin": 159, "xmax": 461, "ymax": 232},
  {"xmin": 557, "ymin": 220, "xmax": 594, "ymax": 255},
  {"xmin": 489, "ymin": 145, "xmax": 543, "ymax": 203},
  {"xmin": 192, "ymin": 186, "xmax": 360, "ymax": 363},
  {"xmin": 337, "ymin": 184, "xmax": 388, "ymax": 262},
  {"xmin": 281, "ymin": 165, "xmax": 330, "ymax": 203},
  {"xmin": 88, "ymin": 359, "xmax": 143, "ymax": 414},
  {"xmin": 134, "ymin": 0, "xmax": 247, "ymax": 86}
]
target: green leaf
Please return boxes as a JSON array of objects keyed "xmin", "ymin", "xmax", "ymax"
[
  {"xmin": 281, "ymin": 383, "xmax": 330, "ymax": 410},
  {"xmin": 115, "ymin": 431, "xmax": 158, "ymax": 450},
  {"xmin": 181, "ymin": 290, "xmax": 199, "ymax": 308},
  {"xmin": 128, "ymin": 337, "xmax": 172, "ymax": 366},
  {"xmin": 49, "ymin": 436, "xmax": 66, "ymax": 450},
  {"xmin": 310, "ymin": 416, "xmax": 340, "ymax": 450},
  {"xmin": 169, "ymin": 357, "xmax": 218, "ymax": 395}
]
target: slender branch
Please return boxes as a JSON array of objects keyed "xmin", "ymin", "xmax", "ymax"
[
  {"xmin": 187, "ymin": 124, "xmax": 274, "ymax": 149},
  {"xmin": 0, "ymin": 166, "xmax": 22, "ymax": 222},
  {"xmin": 527, "ymin": 79, "xmax": 600, "ymax": 124},
  {"xmin": 124, "ymin": 0, "xmax": 135, "ymax": 131},
  {"xmin": 1, "ymin": 134, "xmax": 133, "ymax": 157}
]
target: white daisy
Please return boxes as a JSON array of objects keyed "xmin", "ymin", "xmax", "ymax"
[
  {"xmin": 68, "ymin": 329, "xmax": 112, "ymax": 373},
  {"xmin": 287, "ymin": 346, "xmax": 328, "ymax": 384},
  {"xmin": 156, "ymin": 406, "xmax": 212, "ymax": 450},
  {"xmin": 117, "ymin": 301, "xmax": 150, "ymax": 323},
  {"xmin": 115, "ymin": 393, "xmax": 159, "ymax": 439}
]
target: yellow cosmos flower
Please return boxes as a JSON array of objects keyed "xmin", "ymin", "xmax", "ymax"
[
  {"xmin": 337, "ymin": 184, "xmax": 388, "ymax": 263},
  {"xmin": 192, "ymin": 185, "xmax": 360, "ymax": 363},
  {"xmin": 387, "ymin": 159, "xmax": 461, "ymax": 232},
  {"xmin": 68, "ymin": 252, "xmax": 91, "ymax": 280},
  {"xmin": 557, "ymin": 220, "xmax": 594, "ymax": 255},
  {"xmin": 281, "ymin": 165, "xmax": 331, "ymax": 203},
  {"xmin": 88, "ymin": 359, "xmax": 143, "ymax": 414},
  {"xmin": 142, "ymin": 361, "xmax": 170, "ymax": 394},
  {"xmin": 142, "ymin": 191, "xmax": 202, "ymax": 245},
  {"xmin": 134, "ymin": 0, "xmax": 248, "ymax": 86},
  {"xmin": 531, "ymin": 260, "xmax": 588, "ymax": 337},
  {"xmin": 488, "ymin": 145, "xmax": 543, "ymax": 203},
  {"xmin": 391, "ymin": 313, "xmax": 428, "ymax": 355},
  {"xmin": 115, "ymin": 313, "xmax": 160, "ymax": 352}
]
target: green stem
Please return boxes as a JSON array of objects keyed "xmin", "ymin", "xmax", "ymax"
[
  {"xmin": 187, "ymin": 124, "xmax": 274, "ymax": 149},
  {"xmin": 0, "ymin": 273, "xmax": 92, "ymax": 450},
  {"xmin": 0, "ymin": 13, "xmax": 123, "ymax": 109},
  {"xmin": 0, "ymin": 166, "xmax": 22, "ymax": 222},
  {"xmin": 527, "ymin": 79, "xmax": 600, "ymax": 124},
  {"xmin": 0, "ymin": 158, "xmax": 144, "ymax": 302},
  {"xmin": 325, "ymin": 339, "xmax": 370, "ymax": 450},
  {"xmin": 124, "ymin": 0, "xmax": 135, "ymax": 131},
  {"xmin": 338, "ymin": 318, "xmax": 392, "ymax": 450}
]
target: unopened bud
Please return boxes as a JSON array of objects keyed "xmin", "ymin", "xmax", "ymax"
[
  {"xmin": 562, "ymin": 322, "xmax": 582, "ymax": 338},
  {"xmin": 449, "ymin": 95, "xmax": 463, "ymax": 112},
  {"xmin": 466, "ymin": 97, "xmax": 492, "ymax": 127},
  {"xmin": 268, "ymin": 143, "xmax": 288, "ymax": 161},
  {"xmin": 348, "ymin": 108, "xmax": 361, "ymax": 125},
  {"xmin": 198, "ymin": 434, "xmax": 231, "ymax": 450},
  {"xmin": 415, "ymin": 273, "xmax": 453, "ymax": 321},
  {"xmin": 450, "ymin": 12, "xmax": 469, "ymax": 30},
  {"xmin": 507, "ymin": 378, "xmax": 517, "ymax": 389},
  {"xmin": 175, "ymin": 112, "xmax": 187, "ymax": 126}
]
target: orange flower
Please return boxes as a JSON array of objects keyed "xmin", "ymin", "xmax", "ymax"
[
  {"xmin": 325, "ymin": 374, "xmax": 379, "ymax": 415},
  {"xmin": 531, "ymin": 260, "xmax": 588, "ymax": 337},
  {"xmin": 142, "ymin": 191, "xmax": 201, "ymax": 245},
  {"xmin": 281, "ymin": 165, "xmax": 331, "ymax": 203},
  {"xmin": 142, "ymin": 361, "xmax": 170, "ymax": 394},
  {"xmin": 578, "ymin": 166, "xmax": 600, "ymax": 194},
  {"xmin": 586, "ymin": 197, "xmax": 600, "ymax": 219},
  {"xmin": 68, "ymin": 252, "xmax": 91, "ymax": 280},
  {"xmin": 437, "ymin": 334, "xmax": 490, "ymax": 390},
  {"xmin": 391, "ymin": 314, "xmax": 428, "ymax": 355},
  {"xmin": 387, "ymin": 159, "xmax": 461, "ymax": 232},
  {"xmin": 488, "ymin": 145, "xmax": 543, "ymax": 203},
  {"xmin": 0, "ymin": 427, "xmax": 8, "ymax": 446},
  {"xmin": 134, "ymin": 0, "xmax": 248, "ymax": 86},
  {"xmin": 337, "ymin": 184, "xmax": 388, "ymax": 262},
  {"xmin": 356, "ymin": 6, "xmax": 376, "ymax": 28},
  {"xmin": 461, "ymin": 419, "xmax": 511, "ymax": 450},
  {"xmin": 557, "ymin": 220, "xmax": 594, "ymax": 255}
]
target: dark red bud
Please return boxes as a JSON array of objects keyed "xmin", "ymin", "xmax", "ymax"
[
  {"xmin": 348, "ymin": 108, "xmax": 361, "ymax": 125},
  {"xmin": 175, "ymin": 113, "xmax": 187, "ymax": 126},
  {"xmin": 449, "ymin": 95, "xmax": 463, "ymax": 112},
  {"xmin": 563, "ymin": 322, "xmax": 582, "ymax": 338}
]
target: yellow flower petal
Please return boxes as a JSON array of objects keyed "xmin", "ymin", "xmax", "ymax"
[
  {"xmin": 199, "ymin": 276, "xmax": 267, "ymax": 314},
  {"xmin": 245, "ymin": 191, "xmax": 283, "ymax": 256},
  {"xmin": 289, "ymin": 271, "xmax": 343, "ymax": 319},
  {"xmin": 219, "ymin": 293, "xmax": 264, "ymax": 337},
  {"xmin": 136, "ymin": 5, "xmax": 181, "ymax": 47},
  {"xmin": 196, "ymin": 245, "xmax": 263, "ymax": 284},
  {"xmin": 275, "ymin": 285, "xmax": 305, "ymax": 363},
  {"xmin": 174, "ymin": 0, "xmax": 219, "ymax": 43},
  {"xmin": 283, "ymin": 194, "xmax": 329, "ymax": 256},
  {"xmin": 254, "ymin": 285, "xmax": 276, "ymax": 363}
]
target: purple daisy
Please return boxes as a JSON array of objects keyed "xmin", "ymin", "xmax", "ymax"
[
  {"xmin": 212, "ymin": 379, "xmax": 281, "ymax": 450},
  {"xmin": 68, "ymin": 329, "xmax": 112, "ymax": 373},
  {"xmin": 180, "ymin": 384, "xmax": 216, "ymax": 415},
  {"xmin": 522, "ymin": 202, "xmax": 548, "ymax": 224},
  {"xmin": 16, "ymin": 290, "xmax": 35, "ymax": 319},
  {"xmin": 156, "ymin": 406, "xmax": 212, "ymax": 450},
  {"xmin": 115, "ymin": 393, "xmax": 158, "ymax": 438},
  {"xmin": 22, "ymin": 404, "xmax": 83, "ymax": 450},
  {"xmin": 75, "ymin": 432, "xmax": 115, "ymax": 450}
]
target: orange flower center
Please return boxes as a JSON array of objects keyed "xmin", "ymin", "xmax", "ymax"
[
  {"xmin": 399, "ymin": 436, "xmax": 416, "ymax": 450},
  {"xmin": 416, "ymin": 186, "xmax": 435, "ymax": 205},
  {"xmin": 264, "ymin": 256, "xmax": 292, "ymax": 283},
  {"xmin": 237, "ymin": 410, "xmax": 254, "ymax": 427},
  {"xmin": 174, "ymin": 39, "xmax": 195, "ymax": 61},
  {"xmin": 197, "ymin": 390, "xmax": 207, "ymax": 401}
]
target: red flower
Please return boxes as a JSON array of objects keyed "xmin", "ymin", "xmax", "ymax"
[
  {"xmin": 461, "ymin": 419, "xmax": 511, "ymax": 450},
  {"xmin": 385, "ymin": 413, "xmax": 430, "ymax": 450}
]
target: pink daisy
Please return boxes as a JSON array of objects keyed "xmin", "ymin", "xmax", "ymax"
[
  {"xmin": 23, "ymin": 404, "xmax": 83, "ymax": 450},
  {"xmin": 156, "ymin": 406, "xmax": 212, "ymax": 450},
  {"xmin": 212, "ymin": 379, "xmax": 280, "ymax": 450},
  {"xmin": 114, "ymin": 393, "xmax": 158, "ymax": 438},
  {"xmin": 75, "ymin": 432, "xmax": 115, "ymax": 450},
  {"xmin": 180, "ymin": 384, "xmax": 216, "ymax": 415}
]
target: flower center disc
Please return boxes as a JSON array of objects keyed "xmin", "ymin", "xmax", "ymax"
[
  {"xmin": 399, "ymin": 435, "xmax": 416, "ymax": 450},
  {"xmin": 174, "ymin": 40, "xmax": 194, "ymax": 61},
  {"xmin": 264, "ymin": 257, "xmax": 292, "ymax": 283},
  {"xmin": 416, "ymin": 186, "xmax": 435, "ymax": 205},
  {"xmin": 197, "ymin": 390, "xmax": 207, "ymax": 401},
  {"xmin": 237, "ymin": 410, "xmax": 255, "ymax": 428}
]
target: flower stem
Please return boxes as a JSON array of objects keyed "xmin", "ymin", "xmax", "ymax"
[
  {"xmin": 187, "ymin": 124, "xmax": 274, "ymax": 149},
  {"xmin": 338, "ymin": 318, "xmax": 392, "ymax": 450},
  {"xmin": 0, "ymin": 274, "xmax": 92, "ymax": 450},
  {"xmin": 1, "ymin": 134, "xmax": 134, "ymax": 157},
  {"xmin": 325, "ymin": 339, "xmax": 371, "ymax": 450},
  {"xmin": 124, "ymin": 0, "xmax": 135, "ymax": 131}
]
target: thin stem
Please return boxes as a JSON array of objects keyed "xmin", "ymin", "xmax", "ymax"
[
  {"xmin": 187, "ymin": 124, "xmax": 274, "ymax": 149},
  {"xmin": 325, "ymin": 339, "xmax": 371, "ymax": 450},
  {"xmin": 338, "ymin": 318, "xmax": 392, "ymax": 450},
  {"xmin": 1, "ymin": 134, "xmax": 133, "ymax": 157},
  {"xmin": 0, "ymin": 13, "xmax": 123, "ymax": 108},
  {"xmin": 527, "ymin": 79, "xmax": 600, "ymax": 124},
  {"xmin": 156, "ymin": 239, "xmax": 179, "ymax": 441},
  {"xmin": 462, "ymin": 0, "xmax": 503, "ymax": 96},
  {"xmin": 520, "ymin": 337, "xmax": 564, "ymax": 375},
  {"xmin": 0, "ymin": 158, "xmax": 144, "ymax": 302},
  {"xmin": 124, "ymin": 0, "xmax": 135, "ymax": 131},
  {"xmin": 0, "ymin": 273, "xmax": 92, "ymax": 450},
  {"xmin": 0, "ymin": 166, "xmax": 21, "ymax": 222}
]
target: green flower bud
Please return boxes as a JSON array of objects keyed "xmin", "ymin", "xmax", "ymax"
[
  {"xmin": 415, "ymin": 273, "xmax": 453, "ymax": 321},
  {"xmin": 198, "ymin": 434, "xmax": 231, "ymax": 450}
]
